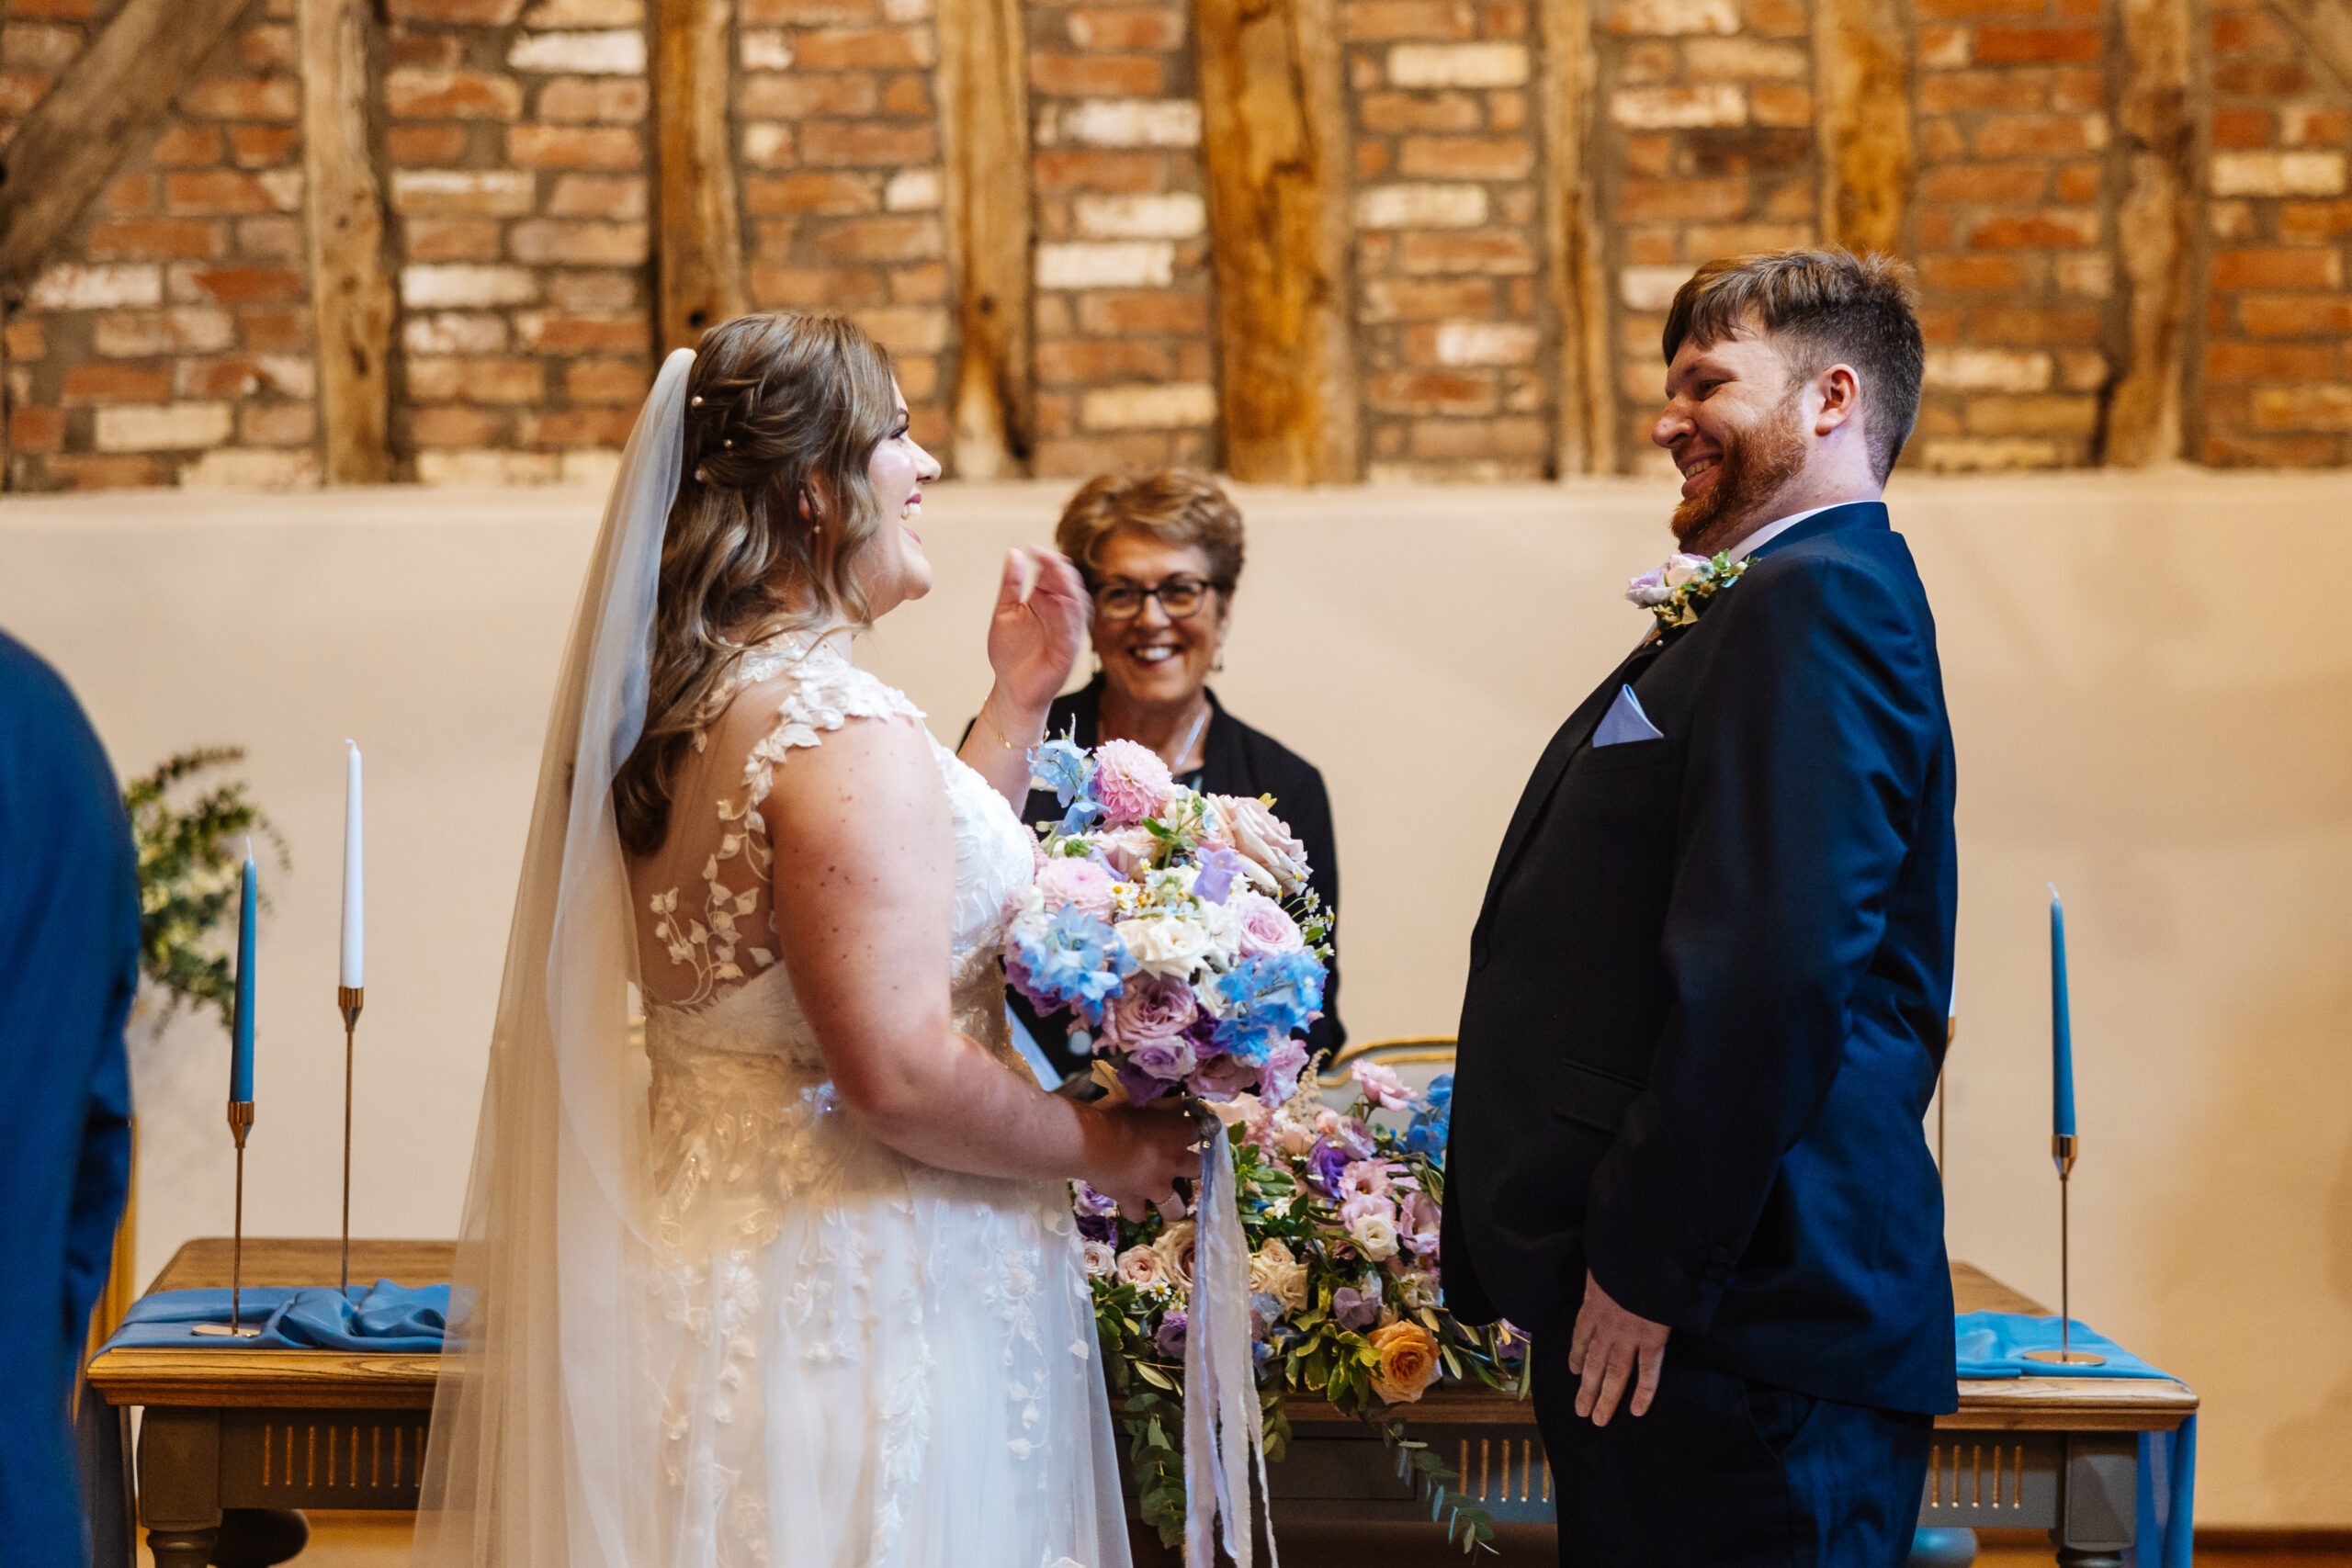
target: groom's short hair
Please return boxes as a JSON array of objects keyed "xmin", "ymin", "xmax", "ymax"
[{"xmin": 1663, "ymin": 249, "xmax": 1924, "ymax": 483}]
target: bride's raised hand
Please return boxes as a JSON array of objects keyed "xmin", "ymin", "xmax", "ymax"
[{"xmin": 984, "ymin": 547, "xmax": 1090, "ymax": 716}]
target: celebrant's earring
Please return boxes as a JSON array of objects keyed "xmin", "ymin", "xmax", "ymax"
[{"xmin": 1213, "ymin": 645, "xmax": 1227, "ymax": 673}]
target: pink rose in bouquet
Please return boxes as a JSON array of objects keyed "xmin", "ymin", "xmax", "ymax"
[
  {"xmin": 1092, "ymin": 739, "xmax": 1175, "ymax": 828},
  {"xmin": 1208, "ymin": 794, "xmax": 1312, "ymax": 893},
  {"xmin": 1228, "ymin": 889, "xmax": 1304, "ymax": 957}
]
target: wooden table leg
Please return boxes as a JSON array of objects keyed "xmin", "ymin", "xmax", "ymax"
[
  {"xmin": 2052, "ymin": 1432, "xmax": 2137, "ymax": 1568},
  {"xmin": 137, "ymin": 1407, "xmax": 222, "ymax": 1568}
]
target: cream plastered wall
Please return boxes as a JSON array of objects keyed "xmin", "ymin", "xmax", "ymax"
[{"xmin": 1, "ymin": 471, "xmax": 2345, "ymax": 1525}]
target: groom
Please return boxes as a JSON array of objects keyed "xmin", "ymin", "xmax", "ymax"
[{"xmin": 1443, "ymin": 249, "xmax": 1957, "ymax": 1565}]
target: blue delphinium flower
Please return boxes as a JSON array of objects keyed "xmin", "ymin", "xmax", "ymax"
[
  {"xmin": 1029, "ymin": 734, "xmax": 1093, "ymax": 805},
  {"xmin": 1006, "ymin": 905, "xmax": 1135, "ymax": 1026},
  {"xmin": 1210, "ymin": 951, "xmax": 1324, "ymax": 1055},
  {"xmin": 1403, "ymin": 1071, "xmax": 1453, "ymax": 1158}
]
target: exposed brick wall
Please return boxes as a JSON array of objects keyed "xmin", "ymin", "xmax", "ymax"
[
  {"xmin": 1905, "ymin": 0, "xmax": 2114, "ymax": 469},
  {"xmin": 8, "ymin": 0, "xmax": 321, "ymax": 490},
  {"xmin": 1346, "ymin": 1, "xmax": 1549, "ymax": 480},
  {"xmin": 1597, "ymin": 0, "xmax": 1821, "ymax": 475},
  {"xmin": 6, "ymin": 0, "xmax": 2352, "ymax": 489},
  {"xmin": 1024, "ymin": 0, "xmax": 1218, "ymax": 475},
  {"xmin": 736, "ymin": 0, "xmax": 953, "ymax": 453},
  {"xmin": 2197, "ymin": 0, "xmax": 2352, "ymax": 466},
  {"xmin": 385, "ymin": 0, "xmax": 655, "ymax": 485}
]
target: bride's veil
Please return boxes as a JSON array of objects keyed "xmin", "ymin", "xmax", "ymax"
[{"xmin": 413, "ymin": 347, "xmax": 695, "ymax": 1568}]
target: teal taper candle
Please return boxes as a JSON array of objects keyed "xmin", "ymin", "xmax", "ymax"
[
  {"xmin": 232, "ymin": 841, "xmax": 255, "ymax": 1102},
  {"xmin": 2050, "ymin": 885, "xmax": 2074, "ymax": 1139}
]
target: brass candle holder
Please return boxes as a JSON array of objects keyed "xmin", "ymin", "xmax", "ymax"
[
  {"xmin": 191, "ymin": 1100, "xmax": 261, "ymax": 1337},
  {"xmin": 2019, "ymin": 1133, "xmax": 2105, "ymax": 1366},
  {"xmin": 339, "ymin": 984, "xmax": 363, "ymax": 1295}
]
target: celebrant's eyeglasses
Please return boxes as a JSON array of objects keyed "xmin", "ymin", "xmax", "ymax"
[{"xmin": 1092, "ymin": 576, "xmax": 1216, "ymax": 620}]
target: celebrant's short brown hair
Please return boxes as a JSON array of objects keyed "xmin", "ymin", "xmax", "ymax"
[
  {"xmin": 1663, "ymin": 248, "xmax": 1925, "ymax": 483},
  {"xmin": 1054, "ymin": 469, "xmax": 1245, "ymax": 595}
]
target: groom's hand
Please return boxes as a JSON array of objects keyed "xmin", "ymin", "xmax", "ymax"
[{"xmin": 1566, "ymin": 1269, "xmax": 1669, "ymax": 1426}]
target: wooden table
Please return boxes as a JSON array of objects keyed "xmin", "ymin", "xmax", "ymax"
[
  {"xmin": 1272, "ymin": 1261, "xmax": 2197, "ymax": 1568},
  {"xmin": 92, "ymin": 1245, "xmax": 2195, "ymax": 1567},
  {"xmin": 85, "ymin": 1239, "xmax": 450, "ymax": 1568}
]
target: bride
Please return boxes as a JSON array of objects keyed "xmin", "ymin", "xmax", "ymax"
[{"xmin": 413, "ymin": 313, "xmax": 1198, "ymax": 1568}]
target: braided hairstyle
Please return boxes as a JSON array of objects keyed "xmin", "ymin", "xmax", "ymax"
[{"xmin": 614, "ymin": 311, "xmax": 901, "ymax": 857}]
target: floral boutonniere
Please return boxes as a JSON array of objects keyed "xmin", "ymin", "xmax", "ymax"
[{"xmin": 1625, "ymin": 550, "xmax": 1748, "ymax": 632}]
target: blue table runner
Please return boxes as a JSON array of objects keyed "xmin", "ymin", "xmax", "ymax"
[
  {"xmin": 106, "ymin": 1280, "xmax": 450, "ymax": 1354},
  {"xmin": 1953, "ymin": 1312, "xmax": 2195, "ymax": 1568}
]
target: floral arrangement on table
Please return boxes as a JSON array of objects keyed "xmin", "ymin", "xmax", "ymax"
[
  {"xmin": 1625, "ymin": 548, "xmax": 1749, "ymax": 631},
  {"xmin": 1078, "ymin": 1065, "xmax": 1528, "ymax": 1555}
]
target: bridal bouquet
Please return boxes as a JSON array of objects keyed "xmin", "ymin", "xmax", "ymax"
[
  {"xmin": 1005, "ymin": 735, "xmax": 1332, "ymax": 1101},
  {"xmin": 1076, "ymin": 1063, "xmax": 1529, "ymax": 1555}
]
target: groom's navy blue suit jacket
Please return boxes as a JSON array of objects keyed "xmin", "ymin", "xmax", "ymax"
[
  {"xmin": 0, "ymin": 631, "xmax": 138, "ymax": 1559},
  {"xmin": 1442, "ymin": 502, "xmax": 1958, "ymax": 1415}
]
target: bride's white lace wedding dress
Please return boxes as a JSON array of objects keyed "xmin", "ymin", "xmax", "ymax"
[{"xmin": 626, "ymin": 626, "xmax": 1132, "ymax": 1568}]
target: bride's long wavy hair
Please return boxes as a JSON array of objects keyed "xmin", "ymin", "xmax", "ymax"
[{"xmin": 613, "ymin": 312, "xmax": 900, "ymax": 857}]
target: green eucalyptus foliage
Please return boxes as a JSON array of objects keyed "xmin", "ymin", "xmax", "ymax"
[{"xmin": 122, "ymin": 747, "xmax": 285, "ymax": 1034}]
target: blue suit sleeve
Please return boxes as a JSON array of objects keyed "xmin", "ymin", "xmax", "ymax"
[
  {"xmin": 63, "ymin": 973, "xmax": 133, "ymax": 1339},
  {"xmin": 1582, "ymin": 553, "xmax": 1939, "ymax": 1333}
]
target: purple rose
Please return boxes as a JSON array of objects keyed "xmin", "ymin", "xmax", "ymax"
[
  {"xmin": 1077, "ymin": 1211, "xmax": 1117, "ymax": 1244},
  {"xmin": 1115, "ymin": 1058, "xmax": 1181, "ymax": 1105},
  {"xmin": 1073, "ymin": 1180, "xmax": 1119, "ymax": 1218},
  {"xmin": 1332, "ymin": 1284, "xmax": 1381, "ymax": 1331},
  {"xmin": 1189, "ymin": 1050, "xmax": 1261, "ymax": 1100},
  {"xmin": 1130, "ymin": 1033, "xmax": 1199, "ymax": 1083},
  {"xmin": 1156, "ymin": 1310, "xmax": 1189, "ymax": 1359},
  {"xmin": 1107, "ymin": 972, "xmax": 1198, "ymax": 1051}
]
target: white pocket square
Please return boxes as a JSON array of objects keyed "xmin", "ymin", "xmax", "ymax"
[{"xmin": 1591, "ymin": 684, "xmax": 1665, "ymax": 747}]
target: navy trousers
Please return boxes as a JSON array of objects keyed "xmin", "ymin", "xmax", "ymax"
[{"xmin": 1533, "ymin": 1346, "xmax": 1932, "ymax": 1568}]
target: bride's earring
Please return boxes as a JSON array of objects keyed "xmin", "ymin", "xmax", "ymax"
[{"xmin": 1212, "ymin": 643, "xmax": 1226, "ymax": 673}]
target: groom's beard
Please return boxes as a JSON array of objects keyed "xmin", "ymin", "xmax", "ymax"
[{"xmin": 1670, "ymin": 389, "xmax": 1808, "ymax": 557}]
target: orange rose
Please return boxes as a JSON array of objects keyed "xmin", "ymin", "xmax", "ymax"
[{"xmin": 1367, "ymin": 1320, "xmax": 1442, "ymax": 1404}]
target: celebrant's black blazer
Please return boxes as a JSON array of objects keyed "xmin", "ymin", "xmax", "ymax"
[
  {"xmin": 967, "ymin": 676, "xmax": 1343, "ymax": 1077},
  {"xmin": 1442, "ymin": 502, "xmax": 1959, "ymax": 1416}
]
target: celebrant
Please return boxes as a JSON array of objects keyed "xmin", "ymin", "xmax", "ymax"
[{"xmin": 973, "ymin": 470, "xmax": 1344, "ymax": 1080}]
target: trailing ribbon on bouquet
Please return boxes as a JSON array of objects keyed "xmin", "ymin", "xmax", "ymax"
[{"xmin": 1184, "ymin": 1119, "xmax": 1277, "ymax": 1568}]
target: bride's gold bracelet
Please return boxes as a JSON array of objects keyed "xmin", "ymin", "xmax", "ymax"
[{"xmin": 978, "ymin": 700, "xmax": 1044, "ymax": 752}]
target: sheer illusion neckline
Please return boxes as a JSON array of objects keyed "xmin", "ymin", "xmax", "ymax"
[{"xmin": 632, "ymin": 629, "xmax": 929, "ymax": 1014}]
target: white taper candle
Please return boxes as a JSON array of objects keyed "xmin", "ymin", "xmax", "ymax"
[{"xmin": 341, "ymin": 739, "xmax": 364, "ymax": 988}]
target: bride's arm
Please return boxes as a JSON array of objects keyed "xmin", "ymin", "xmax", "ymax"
[
  {"xmin": 957, "ymin": 547, "xmax": 1091, "ymax": 807},
  {"xmin": 764, "ymin": 713, "xmax": 1194, "ymax": 1211}
]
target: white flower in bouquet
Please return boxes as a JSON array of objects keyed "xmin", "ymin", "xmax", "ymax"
[
  {"xmin": 1341, "ymin": 1195, "xmax": 1401, "ymax": 1261},
  {"xmin": 1193, "ymin": 892, "xmax": 1246, "ymax": 967},
  {"xmin": 1396, "ymin": 1267, "xmax": 1441, "ymax": 1314},
  {"xmin": 1150, "ymin": 1220, "xmax": 1198, "ymax": 1290},
  {"xmin": 1115, "ymin": 911, "xmax": 1214, "ymax": 978},
  {"xmin": 1249, "ymin": 1238, "xmax": 1311, "ymax": 1313},
  {"xmin": 1082, "ymin": 1239, "xmax": 1119, "ymax": 1279}
]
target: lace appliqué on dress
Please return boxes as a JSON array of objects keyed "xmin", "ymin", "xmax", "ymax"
[{"xmin": 645, "ymin": 635, "xmax": 924, "ymax": 1010}]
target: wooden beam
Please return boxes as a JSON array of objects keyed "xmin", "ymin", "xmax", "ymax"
[
  {"xmin": 651, "ymin": 0, "xmax": 745, "ymax": 355},
  {"xmin": 1538, "ymin": 0, "xmax": 1614, "ymax": 475},
  {"xmin": 2101, "ymin": 0, "xmax": 2195, "ymax": 466},
  {"xmin": 2268, "ymin": 0, "xmax": 2352, "ymax": 94},
  {"xmin": 0, "ymin": 0, "xmax": 253, "ymax": 298},
  {"xmin": 300, "ymin": 0, "xmax": 394, "ymax": 484},
  {"xmin": 1193, "ymin": 0, "xmax": 1358, "ymax": 484},
  {"xmin": 936, "ymin": 0, "xmax": 1032, "ymax": 478},
  {"xmin": 1814, "ymin": 0, "xmax": 1915, "ymax": 256}
]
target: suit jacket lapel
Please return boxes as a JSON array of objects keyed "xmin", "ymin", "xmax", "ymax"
[{"xmin": 1474, "ymin": 636, "xmax": 1656, "ymax": 932}]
